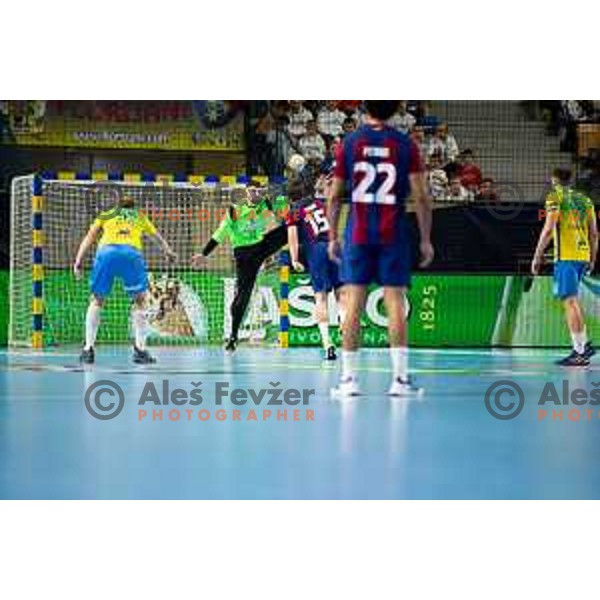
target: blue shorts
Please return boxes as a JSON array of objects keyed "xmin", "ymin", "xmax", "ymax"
[
  {"xmin": 305, "ymin": 241, "xmax": 341, "ymax": 293},
  {"xmin": 90, "ymin": 244, "xmax": 149, "ymax": 299},
  {"xmin": 553, "ymin": 260, "xmax": 587, "ymax": 299},
  {"xmin": 341, "ymin": 241, "xmax": 411, "ymax": 287}
]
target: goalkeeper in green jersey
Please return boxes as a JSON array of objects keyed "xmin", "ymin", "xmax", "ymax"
[{"xmin": 191, "ymin": 181, "xmax": 289, "ymax": 351}]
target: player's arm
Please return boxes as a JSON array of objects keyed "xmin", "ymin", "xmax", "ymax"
[
  {"xmin": 409, "ymin": 141, "xmax": 434, "ymax": 267},
  {"xmin": 149, "ymin": 230, "xmax": 177, "ymax": 261},
  {"xmin": 531, "ymin": 210, "xmax": 558, "ymax": 275},
  {"xmin": 287, "ymin": 224, "xmax": 304, "ymax": 272},
  {"xmin": 587, "ymin": 203, "xmax": 598, "ymax": 272},
  {"xmin": 327, "ymin": 141, "xmax": 346, "ymax": 264},
  {"xmin": 73, "ymin": 223, "xmax": 101, "ymax": 278},
  {"xmin": 191, "ymin": 212, "xmax": 230, "ymax": 268},
  {"xmin": 327, "ymin": 176, "xmax": 344, "ymax": 264}
]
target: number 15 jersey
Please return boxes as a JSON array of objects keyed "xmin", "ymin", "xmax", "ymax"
[{"xmin": 333, "ymin": 124, "xmax": 423, "ymax": 245}]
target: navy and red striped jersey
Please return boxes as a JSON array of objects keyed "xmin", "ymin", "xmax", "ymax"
[
  {"xmin": 334, "ymin": 124, "xmax": 423, "ymax": 245},
  {"xmin": 286, "ymin": 197, "xmax": 330, "ymax": 244}
]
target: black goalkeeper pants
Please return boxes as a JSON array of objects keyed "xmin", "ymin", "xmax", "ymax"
[{"xmin": 230, "ymin": 225, "xmax": 288, "ymax": 341}]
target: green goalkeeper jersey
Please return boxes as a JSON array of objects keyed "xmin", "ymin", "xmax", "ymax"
[{"xmin": 211, "ymin": 195, "xmax": 288, "ymax": 249}]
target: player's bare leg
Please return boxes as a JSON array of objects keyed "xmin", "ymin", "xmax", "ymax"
[
  {"xmin": 315, "ymin": 291, "xmax": 336, "ymax": 360},
  {"xmin": 80, "ymin": 295, "xmax": 104, "ymax": 364},
  {"xmin": 558, "ymin": 296, "xmax": 594, "ymax": 366},
  {"xmin": 131, "ymin": 291, "xmax": 156, "ymax": 364},
  {"xmin": 331, "ymin": 285, "xmax": 366, "ymax": 398},
  {"xmin": 384, "ymin": 287, "xmax": 422, "ymax": 396}
]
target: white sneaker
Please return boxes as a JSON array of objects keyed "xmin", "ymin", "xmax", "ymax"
[
  {"xmin": 330, "ymin": 376, "xmax": 361, "ymax": 400},
  {"xmin": 388, "ymin": 377, "xmax": 423, "ymax": 397}
]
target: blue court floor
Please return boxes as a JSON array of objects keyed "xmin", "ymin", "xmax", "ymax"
[{"xmin": 1, "ymin": 346, "xmax": 599, "ymax": 499}]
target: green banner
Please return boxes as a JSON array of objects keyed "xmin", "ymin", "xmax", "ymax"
[
  {"xmin": 6, "ymin": 270, "xmax": 600, "ymax": 348},
  {"xmin": 288, "ymin": 273, "xmax": 506, "ymax": 347}
]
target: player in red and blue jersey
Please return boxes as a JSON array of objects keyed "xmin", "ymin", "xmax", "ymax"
[
  {"xmin": 286, "ymin": 172, "xmax": 344, "ymax": 361},
  {"xmin": 327, "ymin": 101, "xmax": 434, "ymax": 398}
]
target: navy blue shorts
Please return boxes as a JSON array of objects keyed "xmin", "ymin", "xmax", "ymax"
[
  {"xmin": 305, "ymin": 241, "xmax": 341, "ymax": 293},
  {"xmin": 90, "ymin": 244, "xmax": 149, "ymax": 299},
  {"xmin": 553, "ymin": 260, "xmax": 587, "ymax": 299},
  {"xmin": 341, "ymin": 241, "xmax": 411, "ymax": 287}
]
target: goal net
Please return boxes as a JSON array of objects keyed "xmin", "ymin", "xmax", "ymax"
[{"xmin": 9, "ymin": 174, "xmax": 287, "ymax": 349}]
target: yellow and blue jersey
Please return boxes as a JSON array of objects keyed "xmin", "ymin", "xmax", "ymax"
[
  {"xmin": 93, "ymin": 208, "xmax": 157, "ymax": 251},
  {"xmin": 545, "ymin": 186, "xmax": 593, "ymax": 262}
]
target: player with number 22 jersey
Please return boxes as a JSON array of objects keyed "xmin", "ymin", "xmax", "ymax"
[{"xmin": 328, "ymin": 101, "xmax": 434, "ymax": 398}]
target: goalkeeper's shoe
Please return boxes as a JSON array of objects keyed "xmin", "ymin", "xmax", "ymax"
[
  {"xmin": 584, "ymin": 341, "xmax": 596, "ymax": 360},
  {"xmin": 224, "ymin": 337, "xmax": 238, "ymax": 353},
  {"xmin": 388, "ymin": 376, "xmax": 423, "ymax": 397},
  {"xmin": 556, "ymin": 350, "xmax": 590, "ymax": 367},
  {"xmin": 80, "ymin": 346, "xmax": 95, "ymax": 364},
  {"xmin": 133, "ymin": 346, "xmax": 157, "ymax": 365},
  {"xmin": 324, "ymin": 345, "xmax": 337, "ymax": 361}
]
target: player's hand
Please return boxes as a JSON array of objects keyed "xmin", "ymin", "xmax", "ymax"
[
  {"xmin": 73, "ymin": 261, "xmax": 83, "ymax": 280},
  {"xmin": 419, "ymin": 241, "xmax": 435, "ymax": 268},
  {"xmin": 531, "ymin": 256, "xmax": 543, "ymax": 275},
  {"xmin": 328, "ymin": 240, "xmax": 342, "ymax": 265},
  {"xmin": 190, "ymin": 254, "xmax": 206, "ymax": 270},
  {"xmin": 291, "ymin": 260, "xmax": 305, "ymax": 272}
]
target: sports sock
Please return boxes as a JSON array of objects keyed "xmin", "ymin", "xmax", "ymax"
[
  {"xmin": 318, "ymin": 322, "xmax": 331, "ymax": 349},
  {"xmin": 132, "ymin": 308, "xmax": 148, "ymax": 351},
  {"xmin": 571, "ymin": 327, "xmax": 587, "ymax": 355},
  {"xmin": 85, "ymin": 303, "xmax": 101, "ymax": 350},
  {"xmin": 341, "ymin": 350, "xmax": 358, "ymax": 380},
  {"xmin": 390, "ymin": 347, "xmax": 409, "ymax": 380}
]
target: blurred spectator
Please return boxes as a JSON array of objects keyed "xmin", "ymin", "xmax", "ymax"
[
  {"xmin": 287, "ymin": 101, "xmax": 313, "ymax": 139},
  {"xmin": 418, "ymin": 102, "xmax": 440, "ymax": 134},
  {"xmin": 428, "ymin": 155, "xmax": 449, "ymax": 200},
  {"xmin": 475, "ymin": 177, "xmax": 498, "ymax": 201},
  {"xmin": 317, "ymin": 101, "xmax": 347, "ymax": 139},
  {"xmin": 457, "ymin": 149, "xmax": 482, "ymax": 192},
  {"xmin": 342, "ymin": 116, "xmax": 357, "ymax": 135},
  {"xmin": 254, "ymin": 101, "xmax": 294, "ymax": 174},
  {"xmin": 446, "ymin": 176, "xmax": 472, "ymax": 203},
  {"xmin": 427, "ymin": 123, "xmax": 459, "ymax": 166},
  {"xmin": 388, "ymin": 101, "xmax": 416, "ymax": 134},
  {"xmin": 337, "ymin": 101, "xmax": 362, "ymax": 115},
  {"xmin": 299, "ymin": 119, "xmax": 326, "ymax": 162}
]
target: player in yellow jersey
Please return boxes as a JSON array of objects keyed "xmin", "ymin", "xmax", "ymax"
[
  {"xmin": 73, "ymin": 194, "xmax": 176, "ymax": 364},
  {"xmin": 531, "ymin": 168, "xmax": 598, "ymax": 366}
]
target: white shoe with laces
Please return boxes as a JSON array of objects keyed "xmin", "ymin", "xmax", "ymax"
[
  {"xmin": 388, "ymin": 376, "xmax": 423, "ymax": 397},
  {"xmin": 330, "ymin": 376, "xmax": 361, "ymax": 400}
]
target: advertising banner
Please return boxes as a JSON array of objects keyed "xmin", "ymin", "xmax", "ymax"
[{"xmin": 0, "ymin": 101, "xmax": 245, "ymax": 151}]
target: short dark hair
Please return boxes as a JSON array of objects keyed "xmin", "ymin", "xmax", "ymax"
[
  {"xmin": 552, "ymin": 167, "xmax": 572, "ymax": 185},
  {"xmin": 364, "ymin": 101, "xmax": 399, "ymax": 121}
]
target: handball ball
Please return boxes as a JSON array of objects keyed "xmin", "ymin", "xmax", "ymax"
[{"xmin": 287, "ymin": 154, "xmax": 307, "ymax": 173}]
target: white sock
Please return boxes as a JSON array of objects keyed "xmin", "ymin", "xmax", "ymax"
[
  {"xmin": 85, "ymin": 303, "xmax": 101, "ymax": 350},
  {"xmin": 318, "ymin": 322, "xmax": 331, "ymax": 349},
  {"xmin": 132, "ymin": 308, "xmax": 148, "ymax": 351},
  {"xmin": 338, "ymin": 305, "xmax": 347, "ymax": 328},
  {"xmin": 341, "ymin": 350, "xmax": 358, "ymax": 380},
  {"xmin": 390, "ymin": 347, "xmax": 409, "ymax": 380},
  {"xmin": 572, "ymin": 327, "xmax": 587, "ymax": 354}
]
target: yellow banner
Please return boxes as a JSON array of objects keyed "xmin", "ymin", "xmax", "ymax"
[{"xmin": 0, "ymin": 101, "xmax": 245, "ymax": 151}]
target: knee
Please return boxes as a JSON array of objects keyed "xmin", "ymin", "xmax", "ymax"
[{"xmin": 134, "ymin": 293, "xmax": 146, "ymax": 309}]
